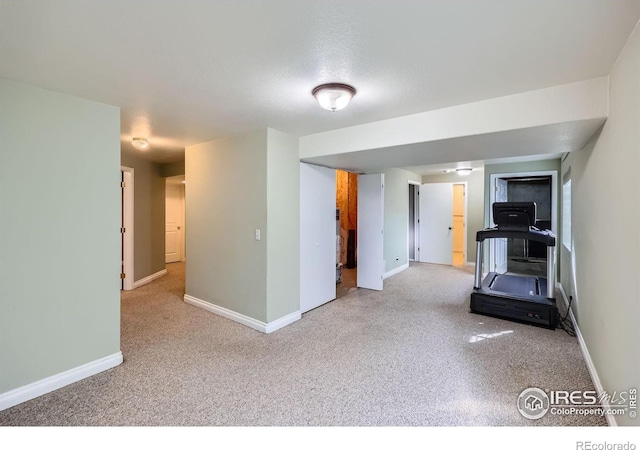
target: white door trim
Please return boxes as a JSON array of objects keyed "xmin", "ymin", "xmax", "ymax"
[
  {"xmin": 121, "ymin": 166, "xmax": 134, "ymax": 291},
  {"xmin": 488, "ymin": 170, "xmax": 558, "ymax": 274}
]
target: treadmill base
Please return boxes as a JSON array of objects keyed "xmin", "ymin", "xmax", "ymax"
[{"xmin": 470, "ymin": 290, "xmax": 558, "ymax": 329}]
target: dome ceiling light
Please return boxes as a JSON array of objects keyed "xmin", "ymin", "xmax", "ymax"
[
  {"xmin": 312, "ymin": 83, "xmax": 357, "ymax": 112},
  {"xmin": 131, "ymin": 137, "xmax": 149, "ymax": 150}
]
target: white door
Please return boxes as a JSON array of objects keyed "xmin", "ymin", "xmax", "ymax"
[
  {"xmin": 300, "ymin": 163, "xmax": 337, "ymax": 313},
  {"xmin": 419, "ymin": 183, "xmax": 454, "ymax": 265},
  {"xmin": 492, "ymin": 178, "xmax": 508, "ymax": 273},
  {"xmin": 165, "ymin": 184, "xmax": 183, "ymax": 263},
  {"xmin": 357, "ymin": 174, "xmax": 384, "ymax": 291}
]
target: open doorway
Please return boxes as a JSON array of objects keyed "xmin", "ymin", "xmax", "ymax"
[
  {"xmin": 300, "ymin": 163, "xmax": 384, "ymax": 314},
  {"xmin": 489, "ymin": 171, "xmax": 557, "ymax": 277},
  {"xmin": 165, "ymin": 175, "xmax": 186, "ymax": 264},
  {"xmin": 336, "ymin": 170, "xmax": 358, "ymax": 299},
  {"xmin": 505, "ymin": 175, "xmax": 552, "ymax": 276},
  {"xmin": 408, "ymin": 182, "xmax": 419, "ymax": 261}
]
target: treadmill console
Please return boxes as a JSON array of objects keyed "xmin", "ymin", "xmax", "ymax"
[{"xmin": 493, "ymin": 202, "xmax": 536, "ymax": 230}]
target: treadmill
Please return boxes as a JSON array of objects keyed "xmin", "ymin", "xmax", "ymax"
[{"xmin": 470, "ymin": 202, "xmax": 558, "ymax": 328}]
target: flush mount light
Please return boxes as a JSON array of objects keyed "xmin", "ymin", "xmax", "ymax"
[
  {"xmin": 312, "ymin": 83, "xmax": 357, "ymax": 112},
  {"xmin": 456, "ymin": 168, "xmax": 473, "ymax": 176},
  {"xmin": 131, "ymin": 137, "xmax": 149, "ymax": 150}
]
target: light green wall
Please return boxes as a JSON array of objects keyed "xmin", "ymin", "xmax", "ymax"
[
  {"xmin": 561, "ymin": 23, "xmax": 639, "ymax": 427},
  {"xmin": 186, "ymin": 130, "xmax": 268, "ymax": 321},
  {"xmin": 266, "ymin": 129, "xmax": 300, "ymax": 322},
  {"xmin": 186, "ymin": 128, "xmax": 300, "ymax": 324},
  {"xmin": 121, "ymin": 151, "xmax": 166, "ymax": 281},
  {"xmin": 0, "ymin": 79, "xmax": 121, "ymax": 393},
  {"xmin": 422, "ymin": 170, "xmax": 484, "ymax": 263},
  {"xmin": 383, "ymin": 168, "xmax": 421, "ymax": 273}
]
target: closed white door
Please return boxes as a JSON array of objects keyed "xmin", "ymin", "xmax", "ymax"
[
  {"xmin": 165, "ymin": 183, "xmax": 183, "ymax": 263},
  {"xmin": 492, "ymin": 178, "xmax": 508, "ymax": 273},
  {"xmin": 300, "ymin": 163, "xmax": 337, "ymax": 313},
  {"xmin": 357, "ymin": 174, "xmax": 384, "ymax": 291},
  {"xmin": 419, "ymin": 183, "xmax": 453, "ymax": 265}
]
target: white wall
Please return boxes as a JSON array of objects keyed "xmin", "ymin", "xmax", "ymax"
[
  {"xmin": 0, "ymin": 78, "xmax": 121, "ymax": 395},
  {"xmin": 560, "ymin": 22, "xmax": 640, "ymax": 427}
]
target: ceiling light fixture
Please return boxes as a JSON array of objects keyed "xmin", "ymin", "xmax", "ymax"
[
  {"xmin": 312, "ymin": 83, "xmax": 357, "ymax": 112},
  {"xmin": 456, "ymin": 168, "xmax": 473, "ymax": 176},
  {"xmin": 131, "ymin": 137, "xmax": 149, "ymax": 150}
]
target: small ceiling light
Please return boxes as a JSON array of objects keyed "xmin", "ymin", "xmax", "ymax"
[
  {"xmin": 131, "ymin": 137, "xmax": 149, "ymax": 150},
  {"xmin": 312, "ymin": 83, "xmax": 357, "ymax": 112},
  {"xmin": 456, "ymin": 168, "xmax": 473, "ymax": 176}
]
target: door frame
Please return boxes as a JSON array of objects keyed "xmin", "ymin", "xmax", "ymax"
[
  {"xmin": 165, "ymin": 179, "xmax": 186, "ymax": 263},
  {"xmin": 121, "ymin": 166, "xmax": 134, "ymax": 291},
  {"xmin": 488, "ymin": 170, "xmax": 558, "ymax": 273},
  {"xmin": 408, "ymin": 180, "xmax": 421, "ymax": 262}
]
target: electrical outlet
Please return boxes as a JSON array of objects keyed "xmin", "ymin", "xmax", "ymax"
[{"xmin": 255, "ymin": 229, "xmax": 261, "ymax": 240}]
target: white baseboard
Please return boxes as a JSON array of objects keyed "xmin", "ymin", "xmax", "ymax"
[
  {"xmin": 0, "ymin": 351, "xmax": 123, "ymax": 412},
  {"xmin": 265, "ymin": 311, "xmax": 302, "ymax": 333},
  {"xmin": 183, "ymin": 294, "xmax": 300, "ymax": 334},
  {"xmin": 465, "ymin": 261, "xmax": 476, "ymax": 267},
  {"xmin": 383, "ymin": 263, "xmax": 409, "ymax": 279},
  {"xmin": 558, "ymin": 283, "xmax": 616, "ymax": 427},
  {"xmin": 133, "ymin": 269, "xmax": 167, "ymax": 289}
]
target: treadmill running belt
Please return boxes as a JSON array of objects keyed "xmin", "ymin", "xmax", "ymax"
[{"xmin": 490, "ymin": 274, "xmax": 539, "ymax": 296}]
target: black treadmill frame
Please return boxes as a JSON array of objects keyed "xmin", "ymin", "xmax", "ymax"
[{"xmin": 470, "ymin": 215, "xmax": 558, "ymax": 329}]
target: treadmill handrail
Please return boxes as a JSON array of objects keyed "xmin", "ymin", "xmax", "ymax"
[{"xmin": 476, "ymin": 227, "xmax": 556, "ymax": 246}]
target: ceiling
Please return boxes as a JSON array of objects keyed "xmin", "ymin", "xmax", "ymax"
[{"xmin": 1, "ymin": 1, "xmax": 639, "ymax": 164}]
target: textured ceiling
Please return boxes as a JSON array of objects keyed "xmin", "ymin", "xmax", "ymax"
[{"xmin": 1, "ymin": 0, "xmax": 639, "ymax": 163}]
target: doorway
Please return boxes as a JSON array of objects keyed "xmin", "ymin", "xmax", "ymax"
[
  {"xmin": 336, "ymin": 170, "xmax": 358, "ymax": 299},
  {"xmin": 165, "ymin": 175, "xmax": 186, "ymax": 264},
  {"xmin": 489, "ymin": 171, "xmax": 557, "ymax": 277},
  {"xmin": 121, "ymin": 166, "xmax": 134, "ymax": 290},
  {"xmin": 452, "ymin": 184, "xmax": 466, "ymax": 266},
  {"xmin": 408, "ymin": 182, "xmax": 419, "ymax": 261},
  {"xmin": 503, "ymin": 175, "xmax": 552, "ymax": 276},
  {"xmin": 299, "ymin": 163, "xmax": 385, "ymax": 314}
]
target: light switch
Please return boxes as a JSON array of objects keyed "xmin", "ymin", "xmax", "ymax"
[{"xmin": 255, "ymin": 229, "xmax": 261, "ymax": 240}]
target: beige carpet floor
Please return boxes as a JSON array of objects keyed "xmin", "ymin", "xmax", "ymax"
[{"xmin": 0, "ymin": 261, "xmax": 605, "ymax": 426}]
